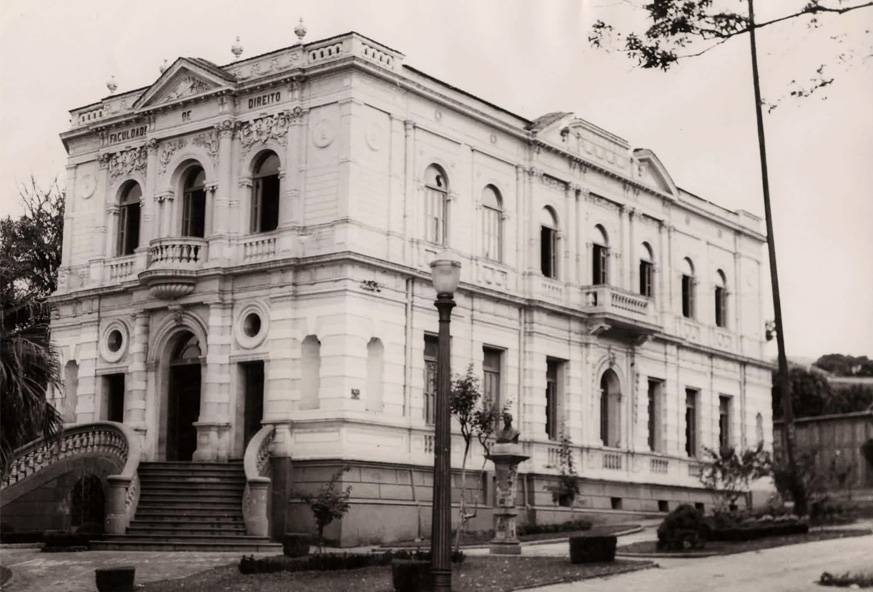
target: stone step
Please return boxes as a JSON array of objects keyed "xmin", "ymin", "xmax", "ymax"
[
  {"xmin": 138, "ymin": 491, "xmax": 242, "ymax": 502},
  {"xmin": 103, "ymin": 534, "xmax": 272, "ymax": 544},
  {"xmin": 130, "ymin": 516, "xmax": 244, "ymax": 526},
  {"xmin": 138, "ymin": 476, "xmax": 246, "ymax": 486},
  {"xmin": 127, "ymin": 525, "xmax": 247, "ymax": 536},
  {"xmin": 135, "ymin": 506, "xmax": 243, "ymax": 518},
  {"xmin": 90, "ymin": 539, "xmax": 281, "ymax": 553}
]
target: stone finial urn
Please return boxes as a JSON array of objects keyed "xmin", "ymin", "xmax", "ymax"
[{"xmin": 488, "ymin": 414, "xmax": 529, "ymax": 555}]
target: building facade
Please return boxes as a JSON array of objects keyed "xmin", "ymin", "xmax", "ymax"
[{"xmin": 50, "ymin": 32, "xmax": 773, "ymax": 544}]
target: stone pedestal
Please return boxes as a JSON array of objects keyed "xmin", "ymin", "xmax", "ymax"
[{"xmin": 488, "ymin": 442, "xmax": 530, "ymax": 555}]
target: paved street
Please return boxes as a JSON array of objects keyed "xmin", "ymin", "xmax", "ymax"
[{"xmin": 529, "ymin": 532, "xmax": 873, "ymax": 592}]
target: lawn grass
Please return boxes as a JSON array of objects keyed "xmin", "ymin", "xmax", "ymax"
[
  {"xmin": 140, "ymin": 556, "xmax": 656, "ymax": 592},
  {"xmin": 619, "ymin": 527, "xmax": 872, "ymax": 557}
]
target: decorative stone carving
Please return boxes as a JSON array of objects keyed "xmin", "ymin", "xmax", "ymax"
[
  {"xmin": 161, "ymin": 74, "xmax": 212, "ymax": 103},
  {"xmin": 158, "ymin": 138, "xmax": 187, "ymax": 173},
  {"xmin": 312, "ymin": 117, "xmax": 336, "ymax": 148},
  {"xmin": 193, "ymin": 130, "xmax": 219, "ymax": 165},
  {"xmin": 237, "ymin": 112, "xmax": 293, "ymax": 153},
  {"xmin": 108, "ymin": 146, "xmax": 147, "ymax": 178}
]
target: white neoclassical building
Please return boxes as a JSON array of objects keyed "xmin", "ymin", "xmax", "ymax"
[{"xmin": 46, "ymin": 30, "xmax": 773, "ymax": 544}]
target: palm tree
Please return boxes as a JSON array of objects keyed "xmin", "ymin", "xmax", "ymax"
[{"xmin": 0, "ymin": 297, "xmax": 63, "ymax": 478}]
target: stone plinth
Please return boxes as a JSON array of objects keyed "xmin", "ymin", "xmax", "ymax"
[{"xmin": 488, "ymin": 442, "xmax": 529, "ymax": 555}]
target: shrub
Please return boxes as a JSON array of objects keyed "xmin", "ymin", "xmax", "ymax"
[
  {"xmin": 392, "ymin": 560, "xmax": 432, "ymax": 592},
  {"xmin": 297, "ymin": 466, "xmax": 353, "ymax": 550},
  {"xmin": 820, "ymin": 571, "xmax": 873, "ymax": 588},
  {"xmin": 42, "ymin": 530, "xmax": 90, "ymax": 551},
  {"xmin": 705, "ymin": 521, "xmax": 809, "ymax": 542},
  {"xmin": 238, "ymin": 550, "xmax": 465, "ymax": 574},
  {"xmin": 657, "ymin": 504, "xmax": 707, "ymax": 551},
  {"xmin": 569, "ymin": 535, "xmax": 617, "ymax": 563},
  {"xmin": 517, "ymin": 518, "xmax": 592, "ymax": 537},
  {"xmin": 282, "ymin": 533, "xmax": 311, "ymax": 558}
]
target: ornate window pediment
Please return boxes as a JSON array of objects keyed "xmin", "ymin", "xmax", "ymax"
[{"xmin": 133, "ymin": 59, "xmax": 235, "ymax": 110}]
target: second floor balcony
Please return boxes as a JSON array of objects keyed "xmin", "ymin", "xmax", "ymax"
[
  {"xmin": 138, "ymin": 237, "xmax": 208, "ymax": 300},
  {"xmin": 580, "ymin": 285, "xmax": 659, "ymax": 338}
]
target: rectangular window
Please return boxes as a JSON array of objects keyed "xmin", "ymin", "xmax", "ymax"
[
  {"xmin": 593, "ymin": 244, "xmax": 608, "ymax": 284},
  {"xmin": 647, "ymin": 379, "xmax": 663, "ymax": 452},
  {"xmin": 117, "ymin": 204, "xmax": 141, "ymax": 256},
  {"xmin": 182, "ymin": 190, "xmax": 206, "ymax": 237},
  {"xmin": 425, "ymin": 188, "xmax": 446, "ymax": 245},
  {"xmin": 483, "ymin": 347, "xmax": 502, "ymax": 410},
  {"xmin": 685, "ymin": 388, "xmax": 698, "ymax": 457},
  {"xmin": 715, "ymin": 286, "xmax": 726, "ymax": 328},
  {"xmin": 104, "ymin": 374, "xmax": 125, "ymax": 423},
  {"xmin": 483, "ymin": 208, "xmax": 502, "ymax": 262},
  {"xmin": 719, "ymin": 395, "xmax": 732, "ymax": 451},
  {"xmin": 541, "ymin": 226, "xmax": 557, "ymax": 278},
  {"xmin": 423, "ymin": 334, "xmax": 439, "ymax": 425},
  {"xmin": 640, "ymin": 260, "xmax": 654, "ymax": 298},
  {"xmin": 682, "ymin": 275, "xmax": 695, "ymax": 319},
  {"xmin": 545, "ymin": 358, "xmax": 563, "ymax": 440},
  {"xmin": 251, "ymin": 177, "xmax": 280, "ymax": 233},
  {"xmin": 241, "ymin": 361, "xmax": 265, "ymax": 450}
]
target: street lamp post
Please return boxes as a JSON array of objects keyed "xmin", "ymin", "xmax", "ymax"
[{"xmin": 429, "ymin": 253, "xmax": 461, "ymax": 592}]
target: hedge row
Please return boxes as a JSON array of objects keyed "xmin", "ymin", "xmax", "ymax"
[
  {"xmin": 704, "ymin": 522, "xmax": 809, "ymax": 542},
  {"xmin": 239, "ymin": 550, "xmax": 466, "ymax": 574},
  {"xmin": 517, "ymin": 519, "xmax": 592, "ymax": 537}
]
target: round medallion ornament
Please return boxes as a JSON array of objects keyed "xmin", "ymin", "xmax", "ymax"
[
  {"xmin": 312, "ymin": 118, "xmax": 336, "ymax": 148},
  {"xmin": 100, "ymin": 321, "xmax": 129, "ymax": 363},
  {"xmin": 79, "ymin": 174, "xmax": 97, "ymax": 199},
  {"xmin": 365, "ymin": 122, "xmax": 382, "ymax": 151},
  {"xmin": 235, "ymin": 303, "xmax": 269, "ymax": 349}
]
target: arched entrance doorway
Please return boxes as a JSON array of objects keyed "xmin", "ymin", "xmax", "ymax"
[
  {"xmin": 167, "ymin": 332, "xmax": 202, "ymax": 461},
  {"xmin": 600, "ymin": 369, "xmax": 622, "ymax": 448}
]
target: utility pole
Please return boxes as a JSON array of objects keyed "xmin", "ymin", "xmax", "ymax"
[{"xmin": 747, "ymin": 0, "xmax": 806, "ymax": 515}]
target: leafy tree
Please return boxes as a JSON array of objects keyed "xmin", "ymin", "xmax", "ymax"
[
  {"xmin": 699, "ymin": 443, "xmax": 772, "ymax": 513},
  {"xmin": 298, "ymin": 466, "xmax": 352, "ymax": 551},
  {"xmin": 449, "ymin": 364, "xmax": 502, "ymax": 550},
  {"xmin": 1, "ymin": 179, "xmax": 66, "ymax": 477},
  {"xmin": 544, "ymin": 430, "xmax": 580, "ymax": 507},
  {"xmin": 1, "ymin": 178, "xmax": 65, "ymax": 305},
  {"xmin": 589, "ymin": 0, "xmax": 872, "ymax": 103},
  {"xmin": 814, "ymin": 354, "xmax": 873, "ymax": 377},
  {"xmin": 773, "ymin": 366, "xmax": 833, "ymax": 419}
]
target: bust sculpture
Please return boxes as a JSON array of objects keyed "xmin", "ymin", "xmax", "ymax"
[{"xmin": 495, "ymin": 412, "xmax": 520, "ymax": 444}]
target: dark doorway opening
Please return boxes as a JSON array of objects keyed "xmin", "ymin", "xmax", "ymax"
[
  {"xmin": 71, "ymin": 475, "xmax": 105, "ymax": 531},
  {"xmin": 241, "ymin": 361, "xmax": 265, "ymax": 449},
  {"xmin": 168, "ymin": 333, "xmax": 202, "ymax": 461},
  {"xmin": 104, "ymin": 374, "xmax": 125, "ymax": 423}
]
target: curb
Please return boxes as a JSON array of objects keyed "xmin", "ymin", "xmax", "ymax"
[{"xmin": 513, "ymin": 560, "xmax": 659, "ymax": 591}]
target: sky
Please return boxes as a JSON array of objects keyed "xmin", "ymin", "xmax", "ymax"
[{"xmin": 1, "ymin": 0, "xmax": 871, "ymax": 360}]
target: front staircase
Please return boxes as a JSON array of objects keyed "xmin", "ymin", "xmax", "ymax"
[{"xmin": 92, "ymin": 461, "xmax": 280, "ymax": 552}]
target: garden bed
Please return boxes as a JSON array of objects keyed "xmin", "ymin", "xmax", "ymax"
[
  {"xmin": 619, "ymin": 527, "xmax": 871, "ymax": 557},
  {"xmin": 140, "ymin": 556, "xmax": 656, "ymax": 592},
  {"xmin": 384, "ymin": 523, "xmax": 636, "ymax": 548}
]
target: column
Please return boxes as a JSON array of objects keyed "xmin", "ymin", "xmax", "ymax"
[
  {"xmin": 140, "ymin": 139, "xmax": 159, "ymax": 246},
  {"xmin": 627, "ymin": 208, "xmax": 636, "ymax": 293},
  {"xmin": 403, "ymin": 120, "xmax": 416, "ymax": 264},
  {"xmin": 210, "ymin": 120, "xmax": 234, "ymax": 262},
  {"xmin": 193, "ymin": 303, "xmax": 233, "ymax": 461},
  {"xmin": 280, "ymin": 109, "xmax": 304, "ymax": 229},
  {"xmin": 126, "ymin": 312, "xmax": 149, "ymax": 440}
]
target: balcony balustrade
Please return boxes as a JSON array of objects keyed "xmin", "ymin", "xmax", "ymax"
[
  {"xmin": 138, "ymin": 237, "xmax": 208, "ymax": 300},
  {"xmin": 580, "ymin": 285, "xmax": 659, "ymax": 337}
]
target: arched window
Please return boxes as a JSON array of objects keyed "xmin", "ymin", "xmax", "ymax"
[
  {"xmin": 540, "ymin": 207, "xmax": 558, "ymax": 278},
  {"xmin": 482, "ymin": 185, "xmax": 503, "ymax": 262},
  {"xmin": 63, "ymin": 360, "xmax": 79, "ymax": 423},
  {"xmin": 639, "ymin": 242, "xmax": 654, "ymax": 298},
  {"xmin": 681, "ymin": 258, "xmax": 696, "ymax": 319},
  {"xmin": 600, "ymin": 369, "xmax": 621, "ymax": 448},
  {"xmin": 117, "ymin": 182, "xmax": 141, "ymax": 256},
  {"xmin": 251, "ymin": 152, "xmax": 280, "ymax": 233},
  {"xmin": 714, "ymin": 270, "xmax": 727, "ymax": 328},
  {"xmin": 181, "ymin": 166, "xmax": 207, "ymax": 237},
  {"xmin": 592, "ymin": 225, "xmax": 609, "ymax": 285},
  {"xmin": 424, "ymin": 165, "xmax": 448, "ymax": 245}
]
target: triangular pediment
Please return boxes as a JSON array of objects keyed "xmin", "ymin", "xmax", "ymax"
[
  {"xmin": 632, "ymin": 148, "xmax": 678, "ymax": 197},
  {"xmin": 133, "ymin": 58, "xmax": 235, "ymax": 109}
]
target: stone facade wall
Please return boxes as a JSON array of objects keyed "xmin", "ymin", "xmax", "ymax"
[{"xmin": 45, "ymin": 32, "xmax": 774, "ymax": 544}]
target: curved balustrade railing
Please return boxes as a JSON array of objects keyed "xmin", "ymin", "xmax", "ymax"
[
  {"xmin": 1, "ymin": 422, "xmax": 142, "ymax": 534},
  {"xmin": 242, "ymin": 424, "xmax": 275, "ymax": 537}
]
